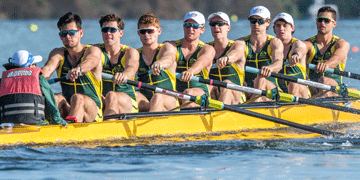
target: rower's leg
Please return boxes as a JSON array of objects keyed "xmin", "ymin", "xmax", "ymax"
[
  {"xmin": 68, "ymin": 94, "xmax": 98, "ymax": 123},
  {"xmin": 288, "ymin": 82, "xmax": 309, "ymax": 99},
  {"xmin": 149, "ymin": 93, "xmax": 178, "ymax": 112},
  {"xmin": 318, "ymin": 76, "xmax": 339, "ymax": 97},
  {"xmin": 104, "ymin": 91, "xmax": 133, "ymax": 120},
  {"xmin": 251, "ymin": 76, "xmax": 277, "ymax": 102},
  {"xmin": 135, "ymin": 92, "xmax": 150, "ymax": 112},
  {"xmin": 181, "ymin": 88, "xmax": 206, "ymax": 108},
  {"xmin": 218, "ymin": 80, "xmax": 243, "ymax": 104},
  {"xmin": 55, "ymin": 94, "xmax": 70, "ymax": 119},
  {"xmin": 208, "ymin": 85, "xmax": 219, "ymax": 100}
]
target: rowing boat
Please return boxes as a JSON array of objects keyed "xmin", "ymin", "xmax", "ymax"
[{"xmin": 1, "ymin": 97, "xmax": 359, "ymax": 146}]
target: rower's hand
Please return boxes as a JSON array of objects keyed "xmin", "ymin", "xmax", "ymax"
[
  {"xmin": 260, "ymin": 66, "xmax": 272, "ymax": 77},
  {"xmin": 289, "ymin": 53, "xmax": 300, "ymax": 67},
  {"xmin": 180, "ymin": 70, "xmax": 194, "ymax": 82},
  {"xmin": 216, "ymin": 55, "xmax": 229, "ymax": 69},
  {"xmin": 151, "ymin": 62, "xmax": 162, "ymax": 76},
  {"xmin": 315, "ymin": 62, "xmax": 329, "ymax": 73},
  {"xmin": 68, "ymin": 66, "xmax": 81, "ymax": 82},
  {"xmin": 113, "ymin": 72, "xmax": 127, "ymax": 84}
]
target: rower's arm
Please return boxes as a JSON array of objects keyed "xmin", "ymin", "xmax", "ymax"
[
  {"xmin": 151, "ymin": 42, "xmax": 177, "ymax": 75},
  {"xmin": 42, "ymin": 48, "xmax": 64, "ymax": 79},
  {"xmin": 68, "ymin": 46, "xmax": 102, "ymax": 81},
  {"xmin": 324, "ymin": 38, "xmax": 350, "ymax": 68},
  {"xmin": 217, "ymin": 40, "xmax": 246, "ymax": 69},
  {"xmin": 187, "ymin": 44, "xmax": 215, "ymax": 74},
  {"xmin": 289, "ymin": 40, "xmax": 307, "ymax": 66},
  {"xmin": 122, "ymin": 47, "xmax": 140, "ymax": 80},
  {"xmin": 268, "ymin": 37, "xmax": 284, "ymax": 73},
  {"xmin": 39, "ymin": 75, "xmax": 67, "ymax": 126}
]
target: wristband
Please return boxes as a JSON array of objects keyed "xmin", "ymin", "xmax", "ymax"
[
  {"xmin": 224, "ymin": 55, "xmax": 230, "ymax": 63},
  {"xmin": 77, "ymin": 64, "xmax": 82, "ymax": 73},
  {"xmin": 291, "ymin": 52, "xmax": 299, "ymax": 56}
]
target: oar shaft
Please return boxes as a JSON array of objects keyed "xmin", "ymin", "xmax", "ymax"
[
  {"xmin": 48, "ymin": 75, "xmax": 68, "ymax": 84},
  {"xmin": 308, "ymin": 63, "xmax": 360, "ymax": 80}
]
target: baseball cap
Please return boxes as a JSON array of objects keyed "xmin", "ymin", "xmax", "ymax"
[
  {"xmin": 208, "ymin": 12, "xmax": 230, "ymax": 25},
  {"xmin": 184, "ymin": 11, "xmax": 205, "ymax": 25},
  {"xmin": 9, "ymin": 50, "xmax": 43, "ymax": 67},
  {"xmin": 248, "ymin": 6, "xmax": 271, "ymax": 19},
  {"xmin": 272, "ymin": 12, "xmax": 294, "ymax": 26}
]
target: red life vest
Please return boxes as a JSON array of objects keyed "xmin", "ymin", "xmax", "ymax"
[{"xmin": 0, "ymin": 67, "xmax": 45, "ymax": 124}]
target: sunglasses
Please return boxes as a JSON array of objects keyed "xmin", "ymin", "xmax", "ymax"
[
  {"xmin": 316, "ymin": 17, "xmax": 335, "ymax": 24},
  {"xmin": 101, "ymin": 26, "xmax": 121, "ymax": 33},
  {"xmin": 183, "ymin": 22, "xmax": 203, "ymax": 29},
  {"xmin": 209, "ymin": 21, "xmax": 228, "ymax": 27},
  {"xmin": 138, "ymin": 28, "xmax": 157, "ymax": 34},
  {"xmin": 59, "ymin": 30, "xmax": 78, "ymax": 37},
  {"xmin": 249, "ymin": 18, "xmax": 266, "ymax": 25}
]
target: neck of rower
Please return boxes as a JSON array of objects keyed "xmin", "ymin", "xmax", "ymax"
[
  {"xmin": 249, "ymin": 33, "xmax": 268, "ymax": 52},
  {"xmin": 67, "ymin": 44, "xmax": 86, "ymax": 64},
  {"xmin": 141, "ymin": 42, "xmax": 159, "ymax": 65},
  {"xmin": 213, "ymin": 37, "xmax": 229, "ymax": 58},
  {"xmin": 316, "ymin": 33, "xmax": 333, "ymax": 46},
  {"xmin": 104, "ymin": 41, "xmax": 122, "ymax": 57},
  {"xmin": 181, "ymin": 38, "xmax": 200, "ymax": 51}
]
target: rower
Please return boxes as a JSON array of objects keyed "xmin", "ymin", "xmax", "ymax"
[
  {"xmin": 168, "ymin": 11, "xmax": 215, "ymax": 107},
  {"xmin": 42, "ymin": 12, "xmax": 104, "ymax": 123},
  {"xmin": 305, "ymin": 6, "xmax": 350, "ymax": 97},
  {"xmin": 135, "ymin": 13, "xmax": 178, "ymax": 112},
  {"xmin": 236, "ymin": 6, "xmax": 284, "ymax": 102},
  {"xmin": 272, "ymin": 12, "xmax": 309, "ymax": 98},
  {"xmin": 97, "ymin": 14, "xmax": 140, "ymax": 119},
  {"xmin": 0, "ymin": 50, "xmax": 67, "ymax": 125},
  {"xmin": 207, "ymin": 12, "xmax": 246, "ymax": 104}
]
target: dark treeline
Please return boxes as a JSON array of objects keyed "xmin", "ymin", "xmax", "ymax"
[{"xmin": 0, "ymin": 0, "xmax": 359, "ymax": 20}]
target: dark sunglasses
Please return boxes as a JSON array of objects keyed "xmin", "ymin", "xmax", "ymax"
[
  {"xmin": 316, "ymin": 17, "xmax": 334, "ymax": 24},
  {"xmin": 138, "ymin": 28, "xmax": 157, "ymax": 34},
  {"xmin": 101, "ymin": 26, "xmax": 121, "ymax": 33},
  {"xmin": 209, "ymin": 21, "xmax": 228, "ymax": 27},
  {"xmin": 183, "ymin": 22, "xmax": 202, "ymax": 29},
  {"xmin": 249, "ymin": 18, "xmax": 266, "ymax": 25},
  {"xmin": 59, "ymin": 30, "xmax": 78, "ymax": 37}
]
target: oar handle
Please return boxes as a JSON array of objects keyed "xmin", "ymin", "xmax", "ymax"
[
  {"xmin": 135, "ymin": 68, "xmax": 164, "ymax": 79},
  {"xmin": 308, "ymin": 63, "xmax": 360, "ymax": 80},
  {"xmin": 48, "ymin": 75, "xmax": 68, "ymax": 84}
]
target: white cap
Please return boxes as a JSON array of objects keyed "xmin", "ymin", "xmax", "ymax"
[
  {"xmin": 207, "ymin": 12, "xmax": 230, "ymax": 25},
  {"xmin": 248, "ymin": 6, "xmax": 271, "ymax": 19},
  {"xmin": 10, "ymin": 50, "xmax": 43, "ymax": 67},
  {"xmin": 184, "ymin": 11, "xmax": 205, "ymax": 25},
  {"xmin": 272, "ymin": 12, "xmax": 294, "ymax": 26}
]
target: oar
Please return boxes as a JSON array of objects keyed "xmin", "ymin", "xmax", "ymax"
[
  {"xmin": 175, "ymin": 73, "xmax": 360, "ymax": 115},
  {"xmin": 102, "ymin": 72, "xmax": 343, "ymax": 137},
  {"xmin": 48, "ymin": 75, "xmax": 68, "ymax": 84},
  {"xmin": 245, "ymin": 66, "xmax": 360, "ymax": 98},
  {"xmin": 135, "ymin": 68, "xmax": 164, "ymax": 79},
  {"xmin": 308, "ymin": 63, "xmax": 360, "ymax": 80}
]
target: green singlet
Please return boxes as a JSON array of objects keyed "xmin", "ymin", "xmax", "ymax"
[
  {"xmin": 244, "ymin": 35, "xmax": 279, "ymax": 88},
  {"xmin": 100, "ymin": 43, "xmax": 138, "ymax": 113},
  {"xmin": 175, "ymin": 39, "xmax": 209, "ymax": 95},
  {"xmin": 278, "ymin": 38, "xmax": 307, "ymax": 93},
  {"xmin": 208, "ymin": 40, "xmax": 244, "ymax": 86},
  {"xmin": 307, "ymin": 35, "xmax": 344, "ymax": 85},
  {"xmin": 137, "ymin": 44, "xmax": 177, "ymax": 101},
  {"xmin": 57, "ymin": 45, "xmax": 103, "ymax": 122}
]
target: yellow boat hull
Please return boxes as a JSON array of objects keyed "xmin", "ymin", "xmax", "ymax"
[{"xmin": 1, "ymin": 100, "xmax": 360, "ymax": 146}]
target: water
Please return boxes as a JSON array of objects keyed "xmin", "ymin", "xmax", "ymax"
[{"xmin": 1, "ymin": 19, "xmax": 360, "ymax": 179}]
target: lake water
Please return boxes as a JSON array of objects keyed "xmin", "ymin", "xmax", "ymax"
[{"xmin": 1, "ymin": 18, "xmax": 360, "ymax": 179}]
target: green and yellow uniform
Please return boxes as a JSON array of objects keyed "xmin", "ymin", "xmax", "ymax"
[
  {"xmin": 137, "ymin": 44, "xmax": 177, "ymax": 101},
  {"xmin": 307, "ymin": 35, "xmax": 344, "ymax": 85},
  {"xmin": 175, "ymin": 39, "xmax": 209, "ymax": 94},
  {"xmin": 100, "ymin": 43, "xmax": 138, "ymax": 113},
  {"xmin": 278, "ymin": 38, "xmax": 307, "ymax": 93},
  {"xmin": 244, "ymin": 35, "xmax": 279, "ymax": 88},
  {"xmin": 57, "ymin": 45, "xmax": 103, "ymax": 122},
  {"xmin": 208, "ymin": 40, "xmax": 245, "ymax": 85}
]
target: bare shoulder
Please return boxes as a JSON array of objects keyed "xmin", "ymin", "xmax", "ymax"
[
  {"xmin": 85, "ymin": 45, "xmax": 102, "ymax": 55},
  {"xmin": 294, "ymin": 39, "xmax": 306, "ymax": 47},
  {"xmin": 336, "ymin": 37, "xmax": 350, "ymax": 48},
  {"xmin": 166, "ymin": 40, "xmax": 177, "ymax": 47},
  {"xmin": 125, "ymin": 46, "xmax": 140, "ymax": 55},
  {"xmin": 161, "ymin": 42, "xmax": 177, "ymax": 51},
  {"xmin": 201, "ymin": 43, "xmax": 215, "ymax": 51},
  {"xmin": 48, "ymin": 47, "xmax": 65, "ymax": 59}
]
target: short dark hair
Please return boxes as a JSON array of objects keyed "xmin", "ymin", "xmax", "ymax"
[
  {"xmin": 99, "ymin": 14, "xmax": 124, "ymax": 30},
  {"xmin": 57, "ymin": 12, "xmax": 82, "ymax": 30},
  {"xmin": 317, "ymin": 6, "xmax": 337, "ymax": 21}
]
